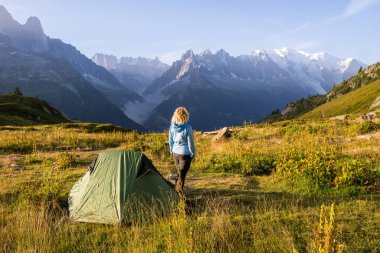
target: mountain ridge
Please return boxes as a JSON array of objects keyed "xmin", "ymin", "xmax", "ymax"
[
  {"xmin": 131, "ymin": 48, "xmax": 366, "ymax": 130},
  {"xmin": 0, "ymin": 5, "xmax": 144, "ymax": 130}
]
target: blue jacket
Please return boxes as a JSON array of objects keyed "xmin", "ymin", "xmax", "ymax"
[{"xmin": 169, "ymin": 123, "xmax": 195, "ymax": 157}]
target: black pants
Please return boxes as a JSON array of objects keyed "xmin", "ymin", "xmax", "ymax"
[{"xmin": 172, "ymin": 153, "xmax": 192, "ymax": 193}]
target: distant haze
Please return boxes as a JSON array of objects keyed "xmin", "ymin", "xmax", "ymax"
[
  {"xmin": 0, "ymin": 4, "xmax": 369, "ymax": 130},
  {"xmin": 0, "ymin": 0, "xmax": 379, "ymax": 65}
]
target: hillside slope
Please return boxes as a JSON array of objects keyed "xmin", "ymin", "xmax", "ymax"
[
  {"xmin": 300, "ymin": 79, "xmax": 380, "ymax": 119},
  {"xmin": 262, "ymin": 95, "xmax": 327, "ymax": 122},
  {"xmin": 0, "ymin": 93, "xmax": 70, "ymax": 125},
  {"xmin": 262, "ymin": 62, "xmax": 380, "ymax": 122},
  {"xmin": 328, "ymin": 62, "xmax": 380, "ymax": 99}
]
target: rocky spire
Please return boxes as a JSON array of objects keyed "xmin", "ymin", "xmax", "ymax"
[
  {"xmin": 23, "ymin": 16, "xmax": 45, "ymax": 36},
  {"xmin": 181, "ymin": 49, "xmax": 195, "ymax": 60}
]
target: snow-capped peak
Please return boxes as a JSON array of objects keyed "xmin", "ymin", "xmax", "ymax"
[
  {"xmin": 273, "ymin": 47, "xmax": 295, "ymax": 57},
  {"xmin": 251, "ymin": 49, "xmax": 271, "ymax": 61},
  {"xmin": 339, "ymin": 57, "xmax": 362, "ymax": 73},
  {"xmin": 341, "ymin": 57, "xmax": 354, "ymax": 65},
  {"xmin": 252, "ymin": 49, "xmax": 266, "ymax": 55},
  {"xmin": 267, "ymin": 48, "xmax": 343, "ymax": 69},
  {"xmin": 251, "ymin": 47, "xmax": 367, "ymax": 94}
]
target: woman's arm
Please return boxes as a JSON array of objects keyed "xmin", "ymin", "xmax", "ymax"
[
  {"xmin": 169, "ymin": 126, "xmax": 174, "ymax": 154},
  {"xmin": 187, "ymin": 126, "xmax": 196, "ymax": 158}
]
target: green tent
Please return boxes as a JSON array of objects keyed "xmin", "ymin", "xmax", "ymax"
[{"xmin": 68, "ymin": 150, "xmax": 179, "ymax": 224}]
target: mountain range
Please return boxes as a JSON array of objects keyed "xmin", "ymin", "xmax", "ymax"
[
  {"xmin": 117, "ymin": 48, "xmax": 365, "ymax": 130},
  {"xmin": 0, "ymin": 5, "xmax": 367, "ymax": 131},
  {"xmin": 0, "ymin": 5, "xmax": 144, "ymax": 130}
]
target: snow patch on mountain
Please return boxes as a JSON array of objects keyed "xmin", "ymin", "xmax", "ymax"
[
  {"xmin": 123, "ymin": 94, "xmax": 164, "ymax": 124},
  {"xmin": 177, "ymin": 58, "xmax": 193, "ymax": 79},
  {"xmin": 260, "ymin": 47, "xmax": 367, "ymax": 94}
]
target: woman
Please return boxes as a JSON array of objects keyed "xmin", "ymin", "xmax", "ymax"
[{"xmin": 169, "ymin": 107, "xmax": 195, "ymax": 196}]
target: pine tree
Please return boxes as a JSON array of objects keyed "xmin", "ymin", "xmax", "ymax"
[
  {"xmin": 271, "ymin": 108, "xmax": 280, "ymax": 115},
  {"xmin": 358, "ymin": 66, "xmax": 363, "ymax": 73},
  {"xmin": 14, "ymin": 87, "xmax": 23, "ymax": 96}
]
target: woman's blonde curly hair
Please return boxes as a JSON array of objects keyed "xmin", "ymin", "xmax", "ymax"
[{"xmin": 171, "ymin": 107, "xmax": 190, "ymax": 124}]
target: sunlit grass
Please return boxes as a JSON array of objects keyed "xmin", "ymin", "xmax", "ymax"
[{"xmin": 0, "ymin": 120, "xmax": 379, "ymax": 252}]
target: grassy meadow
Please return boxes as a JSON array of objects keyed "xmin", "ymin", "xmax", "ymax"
[{"xmin": 0, "ymin": 121, "xmax": 379, "ymax": 252}]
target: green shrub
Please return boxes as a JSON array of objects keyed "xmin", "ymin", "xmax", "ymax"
[
  {"xmin": 241, "ymin": 154, "xmax": 275, "ymax": 175},
  {"xmin": 58, "ymin": 123, "xmax": 131, "ymax": 133},
  {"xmin": 24, "ymin": 153, "xmax": 40, "ymax": 165},
  {"xmin": 203, "ymin": 153, "xmax": 275, "ymax": 175},
  {"xmin": 126, "ymin": 139, "xmax": 147, "ymax": 152},
  {"xmin": 233, "ymin": 130, "xmax": 249, "ymax": 141},
  {"xmin": 19, "ymin": 177, "xmax": 61, "ymax": 207},
  {"xmin": 276, "ymin": 136, "xmax": 380, "ymax": 193},
  {"xmin": 147, "ymin": 135, "xmax": 168, "ymax": 157},
  {"xmin": 0, "ymin": 142, "xmax": 34, "ymax": 153},
  {"xmin": 42, "ymin": 157, "xmax": 55, "ymax": 167},
  {"xmin": 357, "ymin": 120, "xmax": 379, "ymax": 134},
  {"xmin": 280, "ymin": 123, "xmax": 330, "ymax": 138},
  {"xmin": 275, "ymin": 139, "xmax": 339, "ymax": 191},
  {"xmin": 335, "ymin": 158, "xmax": 380, "ymax": 188},
  {"xmin": 206, "ymin": 154, "xmax": 241, "ymax": 173},
  {"xmin": 55, "ymin": 153, "xmax": 76, "ymax": 169}
]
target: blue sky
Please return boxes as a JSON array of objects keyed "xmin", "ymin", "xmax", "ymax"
[{"xmin": 0, "ymin": 0, "xmax": 379, "ymax": 64}]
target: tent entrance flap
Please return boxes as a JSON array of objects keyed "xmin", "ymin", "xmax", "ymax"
[{"xmin": 123, "ymin": 170, "xmax": 179, "ymax": 222}]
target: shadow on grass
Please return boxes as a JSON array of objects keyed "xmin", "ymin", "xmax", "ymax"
[
  {"xmin": 2, "ymin": 174, "xmax": 379, "ymax": 226},
  {"xmin": 184, "ymin": 180, "xmax": 379, "ymax": 215}
]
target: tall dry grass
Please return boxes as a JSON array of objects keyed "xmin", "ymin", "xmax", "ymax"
[{"xmin": 0, "ymin": 120, "xmax": 379, "ymax": 252}]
